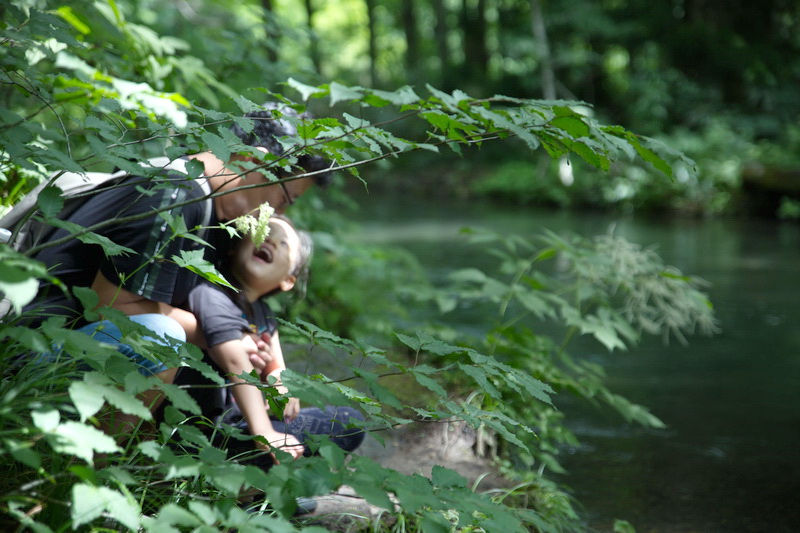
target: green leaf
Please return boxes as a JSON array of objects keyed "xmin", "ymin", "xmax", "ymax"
[
  {"xmin": 431, "ymin": 465, "xmax": 467, "ymax": 488},
  {"xmin": 1, "ymin": 326, "xmax": 50, "ymax": 353},
  {"xmin": 329, "ymin": 82, "xmax": 363, "ymax": 105},
  {"xmin": 56, "ymin": 6, "xmax": 91, "ymax": 34},
  {"xmin": 614, "ymin": 519, "xmax": 637, "ymax": 533},
  {"xmin": 353, "ymin": 368, "xmax": 403, "ymax": 409},
  {"xmin": 0, "ymin": 264, "xmax": 40, "ymax": 313},
  {"xmin": 50, "ymin": 421, "xmax": 120, "ymax": 463},
  {"xmin": 287, "ymin": 78, "xmax": 327, "ymax": 100},
  {"xmin": 201, "ymin": 463, "xmax": 246, "ymax": 496},
  {"xmin": 515, "ymin": 290, "xmax": 552, "ymax": 318},
  {"xmin": 391, "ymin": 473, "xmax": 438, "ymax": 514},
  {"xmin": 37, "ymin": 186, "xmax": 64, "ymax": 219},
  {"xmin": 233, "ymin": 95, "xmax": 261, "ymax": 114},
  {"xmin": 418, "ymin": 511, "xmax": 452, "ymax": 533},
  {"xmin": 201, "ymin": 131, "xmax": 230, "ymax": 162},
  {"xmin": 72, "ymin": 285, "xmax": 100, "ymax": 322},
  {"xmin": 187, "ymin": 500, "xmax": 219, "ymax": 525},
  {"xmin": 48, "ymin": 219, "xmax": 136, "ymax": 257},
  {"xmin": 480, "ymin": 416, "xmax": 529, "ymax": 452},
  {"xmin": 409, "ymin": 331, "xmax": 468, "ymax": 356},
  {"xmin": 157, "ymin": 382, "xmax": 201, "ymax": 415},
  {"xmin": 344, "ymin": 456, "xmax": 396, "ymax": 510},
  {"xmin": 69, "ymin": 381, "xmax": 106, "ymax": 422},
  {"xmin": 411, "ymin": 368, "xmax": 448, "ymax": 397},
  {"xmin": 624, "ymin": 133, "xmax": 673, "ymax": 177},
  {"xmin": 550, "ymin": 115, "xmax": 591, "ymax": 139},
  {"xmin": 172, "ymin": 249, "xmax": 236, "ymax": 290},
  {"xmin": 72, "ymin": 484, "xmax": 140, "ymax": 531},
  {"xmin": 448, "ymin": 268, "xmax": 488, "ymax": 284},
  {"xmin": 371, "ymin": 86, "xmax": 421, "ymax": 106},
  {"xmin": 459, "ymin": 364, "xmax": 502, "ymax": 399},
  {"xmin": 571, "ymin": 139, "xmax": 610, "ymax": 171},
  {"xmin": 394, "ymin": 332, "xmax": 421, "ymax": 351},
  {"xmin": 5, "ymin": 439, "xmax": 41, "ymax": 469},
  {"xmin": 31, "ymin": 408, "xmax": 60, "ymax": 432},
  {"xmin": 153, "ymin": 504, "xmax": 203, "ymax": 528},
  {"xmin": 83, "ymin": 372, "xmax": 153, "ymax": 420},
  {"xmin": 577, "ymin": 313, "xmax": 626, "ymax": 352}
]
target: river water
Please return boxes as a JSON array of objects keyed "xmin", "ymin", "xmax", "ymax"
[{"xmin": 348, "ymin": 194, "xmax": 800, "ymax": 533}]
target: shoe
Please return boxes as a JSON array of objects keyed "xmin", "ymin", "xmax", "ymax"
[{"xmin": 294, "ymin": 497, "xmax": 317, "ymax": 515}]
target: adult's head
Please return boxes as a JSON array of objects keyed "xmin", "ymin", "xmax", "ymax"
[
  {"xmin": 230, "ymin": 104, "xmax": 332, "ymax": 215},
  {"xmin": 196, "ymin": 103, "xmax": 333, "ymax": 221}
]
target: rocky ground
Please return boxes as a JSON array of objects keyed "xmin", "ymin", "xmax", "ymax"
[{"xmin": 300, "ymin": 420, "xmax": 512, "ymax": 532}]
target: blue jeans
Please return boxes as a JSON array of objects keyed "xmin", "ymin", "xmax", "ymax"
[{"xmin": 73, "ymin": 313, "xmax": 185, "ymax": 376}]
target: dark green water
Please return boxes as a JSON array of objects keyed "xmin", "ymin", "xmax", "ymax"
[{"xmin": 349, "ymin": 195, "xmax": 800, "ymax": 533}]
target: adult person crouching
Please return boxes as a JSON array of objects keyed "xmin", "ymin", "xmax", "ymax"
[{"xmin": 24, "ymin": 105, "xmax": 332, "ymax": 428}]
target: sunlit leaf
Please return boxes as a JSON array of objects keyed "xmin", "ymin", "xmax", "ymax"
[
  {"xmin": 72, "ymin": 484, "xmax": 140, "ymax": 530},
  {"xmin": 329, "ymin": 82, "xmax": 363, "ymax": 105},
  {"xmin": 371, "ymin": 86, "xmax": 421, "ymax": 105},
  {"xmin": 0, "ymin": 265, "xmax": 40, "ymax": 313},
  {"xmin": 287, "ymin": 78, "xmax": 326, "ymax": 100},
  {"xmin": 68, "ymin": 381, "xmax": 105, "ymax": 422},
  {"xmin": 51, "ymin": 421, "xmax": 120, "ymax": 463},
  {"xmin": 31, "ymin": 409, "xmax": 60, "ymax": 432}
]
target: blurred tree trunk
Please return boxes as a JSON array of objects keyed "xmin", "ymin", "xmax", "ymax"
[
  {"xmin": 304, "ymin": 0, "xmax": 322, "ymax": 75},
  {"xmin": 460, "ymin": 0, "xmax": 488, "ymax": 84},
  {"xmin": 262, "ymin": 0, "xmax": 280, "ymax": 63},
  {"xmin": 531, "ymin": 0, "xmax": 555, "ymax": 99},
  {"xmin": 402, "ymin": 0, "xmax": 420, "ymax": 85},
  {"xmin": 432, "ymin": 0, "xmax": 451, "ymax": 89},
  {"xmin": 365, "ymin": 0, "xmax": 378, "ymax": 86}
]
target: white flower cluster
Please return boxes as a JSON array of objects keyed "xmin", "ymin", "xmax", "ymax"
[{"xmin": 232, "ymin": 203, "xmax": 275, "ymax": 247}]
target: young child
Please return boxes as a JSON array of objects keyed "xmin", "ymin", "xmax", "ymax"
[{"xmin": 186, "ymin": 215, "xmax": 312, "ymax": 461}]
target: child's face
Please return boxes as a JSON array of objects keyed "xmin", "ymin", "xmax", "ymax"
[{"xmin": 232, "ymin": 217, "xmax": 301, "ymax": 298}]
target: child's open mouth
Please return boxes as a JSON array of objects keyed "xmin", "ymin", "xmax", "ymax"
[{"xmin": 254, "ymin": 246, "xmax": 273, "ymax": 263}]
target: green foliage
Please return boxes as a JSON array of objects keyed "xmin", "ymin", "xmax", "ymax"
[
  {"xmin": 0, "ymin": 2, "xmax": 717, "ymax": 531},
  {"xmin": 408, "ymin": 227, "xmax": 717, "ymax": 474},
  {"xmin": 471, "ymin": 115, "xmax": 763, "ymax": 216}
]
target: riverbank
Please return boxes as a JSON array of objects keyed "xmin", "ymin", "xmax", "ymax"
[{"xmin": 301, "ymin": 422, "xmax": 512, "ymax": 531}]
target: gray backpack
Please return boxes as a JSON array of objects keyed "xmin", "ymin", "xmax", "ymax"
[
  {"xmin": 0, "ymin": 157, "xmax": 212, "ymax": 252},
  {"xmin": 0, "ymin": 157, "xmax": 213, "ymax": 316}
]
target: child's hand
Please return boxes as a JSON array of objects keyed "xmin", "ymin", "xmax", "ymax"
[
  {"xmin": 284, "ymin": 397, "xmax": 301, "ymax": 421},
  {"xmin": 245, "ymin": 332, "xmax": 275, "ymax": 371},
  {"xmin": 259, "ymin": 431, "xmax": 304, "ymax": 463},
  {"xmin": 241, "ymin": 333, "xmax": 260, "ymax": 356}
]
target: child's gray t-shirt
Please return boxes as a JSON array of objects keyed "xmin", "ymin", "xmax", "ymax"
[{"xmin": 187, "ymin": 282, "xmax": 278, "ymax": 348}]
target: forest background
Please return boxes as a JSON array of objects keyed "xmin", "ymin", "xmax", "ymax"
[
  {"xmin": 20, "ymin": 0, "xmax": 793, "ymax": 217},
  {"xmin": 1, "ymin": 1, "xmax": 798, "ymax": 532}
]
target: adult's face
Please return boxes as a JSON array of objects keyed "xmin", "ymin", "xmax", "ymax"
[
  {"xmin": 215, "ymin": 151, "xmax": 313, "ymax": 219},
  {"xmin": 257, "ymin": 174, "xmax": 314, "ymax": 215}
]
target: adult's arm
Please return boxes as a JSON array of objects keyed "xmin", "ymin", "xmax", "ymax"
[{"xmin": 91, "ymin": 271, "xmax": 205, "ymax": 347}]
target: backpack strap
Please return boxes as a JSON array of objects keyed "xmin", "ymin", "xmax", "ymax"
[{"xmin": 143, "ymin": 157, "xmax": 214, "ymax": 230}]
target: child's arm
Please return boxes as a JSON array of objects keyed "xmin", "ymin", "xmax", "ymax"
[
  {"xmin": 263, "ymin": 331, "xmax": 301, "ymax": 421},
  {"xmin": 246, "ymin": 331, "xmax": 300, "ymax": 421},
  {"xmin": 207, "ymin": 338, "xmax": 304, "ymax": 460}
]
